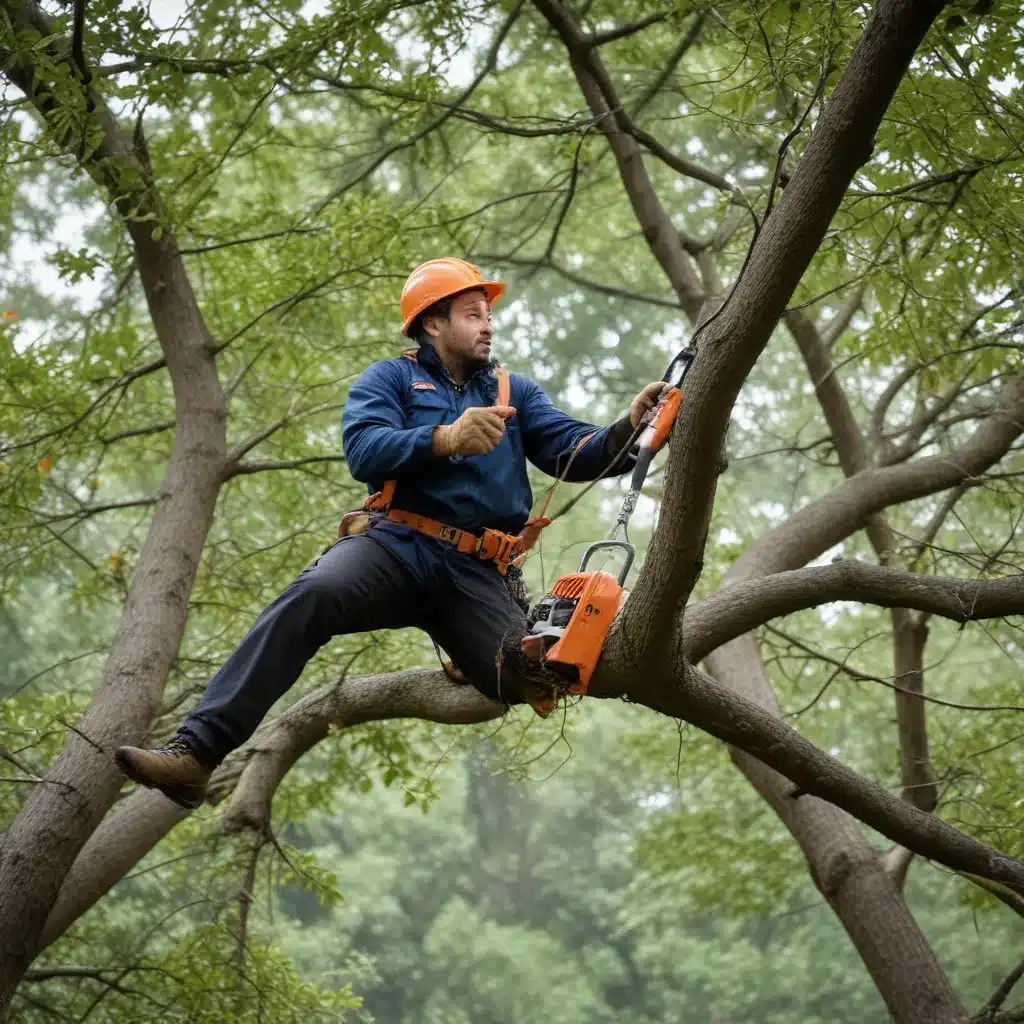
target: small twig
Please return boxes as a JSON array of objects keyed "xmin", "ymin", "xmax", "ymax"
[{"xmin": 978, "ymin": 956, "xmax": 1024, "ymax": 1020}]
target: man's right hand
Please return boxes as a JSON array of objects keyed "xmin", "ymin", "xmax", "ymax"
[{"xmin": 432, "ymin": 405, "xmax": 516, "ymax": 457}]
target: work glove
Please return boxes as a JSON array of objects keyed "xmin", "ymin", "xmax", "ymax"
[
  {"xmin": 432, "ymin": 405, "xmax": 516, "ymax": 457},
  {"xmin": 629, "ymin": 381, "xmax": 669, "ymax": 428}
]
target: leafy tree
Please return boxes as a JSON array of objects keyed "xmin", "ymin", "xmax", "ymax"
[{"xmin": 2, "ymin": 0, "xmax": 1023, "ymax": 1021}]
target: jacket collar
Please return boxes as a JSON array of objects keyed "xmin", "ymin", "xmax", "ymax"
[{"xmin": 416, "ymin": 342, "xmax": 499, "ymax": 397}]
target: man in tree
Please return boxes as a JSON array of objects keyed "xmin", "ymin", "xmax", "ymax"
[{"xmin": 114, "ymin": 257, "xmax": 666, "ymax": 809}]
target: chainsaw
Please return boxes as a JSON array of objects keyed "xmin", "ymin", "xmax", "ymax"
[
  {"xmin": 520, "ymin": 541, "xmax": 635, "ymax": 692},
  {"xmin": 520, "ymin": 343, "xmax": 696, "ymax": 710}
]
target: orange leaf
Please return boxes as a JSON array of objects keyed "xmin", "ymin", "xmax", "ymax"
[
  {"xmin": 36, "ymin": 456, "xmax": 55, "ymax": 473},
  {"xmin": 1, "ymin": 311, "xmax": 17, "ymax": 321}
]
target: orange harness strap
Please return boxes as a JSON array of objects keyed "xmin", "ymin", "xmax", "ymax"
[{"xmin": 386, "ymin": 508, "xmax": 521, "ymax": 575}]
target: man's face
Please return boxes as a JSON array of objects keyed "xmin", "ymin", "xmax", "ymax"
[{"xmin": 426, "ymin": 289, "xmax": 493, "ymax": 369}]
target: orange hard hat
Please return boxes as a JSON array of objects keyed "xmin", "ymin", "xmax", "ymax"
[{"xmin": 400, "ymin": 258, "xmax": 505, "ymax": 336}]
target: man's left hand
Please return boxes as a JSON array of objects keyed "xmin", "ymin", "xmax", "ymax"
[{"xmin": 629, "ymin": 381, "xmax": 668, "ymax": 428}]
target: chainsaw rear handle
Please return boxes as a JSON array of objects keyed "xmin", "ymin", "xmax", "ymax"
[{"xmin": 578, "ymin": 541, "xmax": 635, "ymax": 586}]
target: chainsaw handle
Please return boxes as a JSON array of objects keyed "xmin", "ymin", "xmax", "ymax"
[
  {"xmin": 663, "ymin": 348, "xmax": 695, "ymax": 388},
  {"xmin": 637, "ymin": 385, "xmax": 681, "ymax": 453},
  {"xmin": 578, "ymin": 541, "xmax": 635, "ymax": 586}
]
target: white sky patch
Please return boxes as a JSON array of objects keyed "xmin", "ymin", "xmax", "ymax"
[
  {"xmin": 6, "ymin": 179, "xmax": 107, "ymax": 343},
  {"xmin": 640, "ymin": 790, "xmax": 672, "ymax": 810},
  {"xmin": 752, "ymin": 500, "xmax": 786, "ymax": 523},
  {"xmin": 817, "ymin": 600, "xmax": 860, "ymax": 628},
  {"xmin": 809, "ymin": 542, "xmax": 844, "ymax": 566}
]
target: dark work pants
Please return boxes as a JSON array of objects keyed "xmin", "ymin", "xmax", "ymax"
[{"xmin": 180, "ymin": 532, "xmax": 527, "ymax": 765}]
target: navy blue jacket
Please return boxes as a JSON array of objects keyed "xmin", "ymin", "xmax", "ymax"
[{"xmin": 341, "ymin": 344, "xmax": 634, "ymax": 538}]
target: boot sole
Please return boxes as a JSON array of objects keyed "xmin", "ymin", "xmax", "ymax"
[{"xmin": 114, "ymin": 750, "xmax": 207, "ymax": 811}]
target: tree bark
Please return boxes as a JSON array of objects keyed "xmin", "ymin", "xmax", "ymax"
[
  {"xmin": 624, "ymin": 0, "xmax": 950, "ymax": 650},
  {"xmin": 537, "ymin": 2, "xmax": 963, "ymax": 1020},
  {"xmin": 893, "ymin": 612, "xmax": 938, "ymax": 812},
  {"xmin": 706, "ymin": 637, "xmax": 966, "ymax": 1024}
]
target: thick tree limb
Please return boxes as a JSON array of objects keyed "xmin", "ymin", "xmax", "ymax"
[
  {"xmin": 625, "ymin": 0, "xmax": 949, "ymax": 654},
  {"xmin": 780, "ymin": 262, "xmax": 1020, "ymax": 898},
  {"xmin": 732, "ymin": 375, "xmax": 1024, "ymax": 583},
  {"xmin": 701, "ymin": 633, "xmax": 967, "ymax": 1023},
  {"xmin": 531, "ymin": 0, "xmax": 705, "ymax": 319},
  {"xmin": 535, "ymin": 1, "xmax": 732, "ymax": 195},
  {"xmin": 892, "ymin": 611, "xmax": 937, "ymax": 812},
  {"xmin": 38, "ymin": 670, "xmax": 500, "ymax": 950},
  {"xmin": 568, "ymin": 4, "xmax": 972, "ymax": 1017},
  {"xmin": 626, "ymin": 664, "xmax": 1024, "ymax": 895},
  {"xmin": 43, "ymin": 642, "xmax": 1024, "ymax": 963},
  {"xmin": 221, "ymin": 668, "xmax": 502, "ymax": 833},
  {"xmin": 683, "ymin": 561, "xmax": 1024, "ymax": 662}
]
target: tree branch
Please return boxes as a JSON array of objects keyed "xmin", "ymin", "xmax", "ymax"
[
  {"xmin": 531, "ymin": 0, "xmax": 705, "ymax": 318},
  {"xmin": 224, "ymin": 455, "xmax": 347, "ymax": 479},
  {"xmin": 0, "ymin": 0, "xmax": 228, "ymax": 1002},
  {"xmin": 311, "ymin": 0, "xmax": 525, "ymax": 216},
  {"xmin": 684, "ymin": 561, "xmax": 1024, "ymax": 663},
  {"xmin": 820, "ymin": 285, "xmax": 866, "ymax": 348},
  {"xmin": 39, "ymin": 669, "xmax": 501, "ymax": 949},
  {"xmin": 631, "ymin": 12, "xmax": 707, "ymax": 114},
  {"xmin": 584, "ymin": 11, "xmax": 668, "ymax": 47},
  {"xmin": 476, "ymin": 253, "xmax": 681, "ymax": 309},
  {"xmin": 623, "ymin": 0, "xmax": 949, "ymax": 652},
  {"xmin": 625, "ymin": 663, "xmax": 1024, "ymax": 896},
  {"xmin": 729, "ymin": 375, "xmax": 1024, "ymax": 582}
]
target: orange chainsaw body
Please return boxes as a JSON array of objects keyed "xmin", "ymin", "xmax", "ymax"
[
  {"xmin": 521, "ymin": 542, "xmax": 634, "ymax": 705},
  {"xmin": 544, "ymin": 569, "xmax": 626, "ymax": 693}
]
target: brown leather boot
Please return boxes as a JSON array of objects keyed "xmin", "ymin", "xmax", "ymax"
[{"xmin": 114, "ymin": 736, "xmax": 213, "ymax": 810}]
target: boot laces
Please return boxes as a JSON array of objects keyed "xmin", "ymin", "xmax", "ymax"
[{"xmin": 161, "ymin": 736, "xmax": 196, "ymax": 759}]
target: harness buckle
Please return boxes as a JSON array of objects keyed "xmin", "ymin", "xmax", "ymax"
[
  {"xmin": 478, "ymin": 528, "xmax": 522, "ymax": 572},
  {"xmin": 438, "ymin": 524, "xmax": 461, "ymax": 544}
]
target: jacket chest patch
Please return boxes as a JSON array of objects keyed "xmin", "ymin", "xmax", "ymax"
[{"xmin": 411, "ymin": 380, "xmax": 437, "ymax": 391}]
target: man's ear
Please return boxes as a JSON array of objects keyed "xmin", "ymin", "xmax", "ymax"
[{"xmin": 422, "ymin": 314, "xmax": 443, "ymax": 339}]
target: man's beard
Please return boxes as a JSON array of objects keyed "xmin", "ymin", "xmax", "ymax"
[{"xmin": 465, "ymin": 341, "xmax": 493, "ymax": 368}]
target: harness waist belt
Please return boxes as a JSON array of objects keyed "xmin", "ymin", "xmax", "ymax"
[{"xmin": 387, "ymin": 508, "xmax": 521, "ymax": 574}]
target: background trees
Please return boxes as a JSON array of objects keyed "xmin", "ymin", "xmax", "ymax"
[{"xmin": 1, "ymin": 0, "xmax": 1022, "ymax": 1020}]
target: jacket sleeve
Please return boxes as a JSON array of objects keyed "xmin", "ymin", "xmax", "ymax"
[
  {"xmin": 517, "ymin": 377, "xmax": 636, "ymax": 482},
  {"xmin": 341, "ymin": 362, "xmax": 436, "ymax": 483}
]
